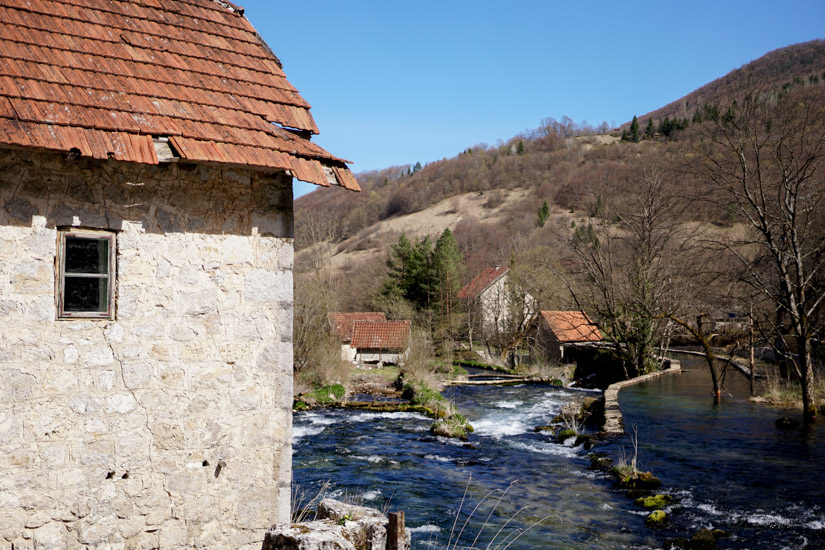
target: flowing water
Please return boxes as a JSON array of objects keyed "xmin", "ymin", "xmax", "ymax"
[{"xmin": 292, "ymin": 356, "xmax": 825, "ymax": 549}]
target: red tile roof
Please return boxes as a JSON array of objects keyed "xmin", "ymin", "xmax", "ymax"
[
  {"xmin": 0, "ymin": 0, "xmax": 358, "ymax": 190},
  {"xmin": 539, "ymin": 311, "xmax": 602, "ymax": 343},
  {"xmin": 350, "ymin": 320, "xmax": 411, "ymax": 351},
  {"xmin": 457, "ymin": 266, "xmax": 509, "ymax": 299},
  {"xmin": 328, "ymin": 312, "xmax": 387, "ymax": 343}
]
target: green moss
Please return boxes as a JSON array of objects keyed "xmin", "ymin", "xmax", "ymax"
[
  {"xmin": 645, "ymin": 509, "xmax": 668, "ymax": 526},
  {"xmin": 534, "ymin": 425, "xmax": 554, "ymax": 432},
  {"xmin": 612, "ymin": 469, "xmax": 662, "ymax": 490},
  {"xmin": 294, "ymin": 384, "xmax": 346, "ymax": 408},
  {"xmin": 431, "ymin": 413, "xmax": 473, "ymax": 440},
  {"xmin": 402, "ymin": 382, "xmax": 447, "ymax": 408},
  {"xmin": 634, "ymin": 494, "xmax": 673, "ymax": 510},
  {"xmin": 556, "ymin": 428, "xmax": 577, "ymax": 442}
]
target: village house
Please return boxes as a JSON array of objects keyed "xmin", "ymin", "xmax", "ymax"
[
  {"xmin": 328, "ymin": 312, "xmax": 387, "ymax": 362},
  {"xmin": 457, "ymin": 266, "xmax": 537, "ymax": 353},
  {"xmin": 531, "ymin": 310, "xmax": 603, "ymax": 363},
  {"xmin": 0, "ymin": 1, "xmax": 357, "ymax": 548},
  {"xmin": 351, "ymin": 320, "xmax": 412, "ymax": 367}
]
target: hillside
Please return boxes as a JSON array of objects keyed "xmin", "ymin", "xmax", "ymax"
[
  {"xmin": 294, "ymin": 40, "xmax": 825, "ymax": 310},
  {"xmin": 636, "ymin": 39, "xmax": 825, "ymax": 126}
]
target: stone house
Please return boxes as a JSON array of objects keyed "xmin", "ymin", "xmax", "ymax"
[
  {"xmin": 328, "ymin": 312, "xmax": 387, "ymax": 362},
  {"xmin": 0, "ymin": 1, "xmax": 357, "ymax": 548},
  {"xmin": 531, "ymin": 310, "xmax": 602, "ymax": 363},
  {"xmin": 457, "ymin": 266, "xmax": 537, "ymax": 345},
  {"xmin": 350, "ymin": 320, "xmax": 412, "ymax": 367}
]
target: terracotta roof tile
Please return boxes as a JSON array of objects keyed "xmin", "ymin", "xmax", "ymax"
[
  {"xmin": 328, "ymin": 312, "xmax": 387, "ymax": 343},
  {"xmin": 350, "ymin": 320, "xmax": 411, "ymax": 351},
  {"xmin": 0, "ymin": 0, "xmax": 358, "ymax": 189},
  {"xmin": 457, "ymin": 267, "xmax": 509, "ymax": 300},
  {"xmin": 538, "ymin": 311, "xmax": 602, "ymax": 343}
]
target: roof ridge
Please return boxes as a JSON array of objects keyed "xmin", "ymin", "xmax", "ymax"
[
  {"xmin": 0, "ymin": 10, "xmax": 287, "ymax": 83},
  {"xmin": 1, "ymin": 2, "xmax": 262, "ymax": 58},
  {"xmin": 43, "ymin": 0, "xmax": 253, "ymax": 43}
]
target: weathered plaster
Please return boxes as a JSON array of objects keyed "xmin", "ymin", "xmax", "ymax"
[{"xmin": 0, "ymin": 150, "xmax": 294, "ymax": 549}]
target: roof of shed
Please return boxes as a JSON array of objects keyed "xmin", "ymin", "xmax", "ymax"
[
  {"xmin": 539, "ymin": 311, "xmax": 602, "ymax": 343},
  {"xmin": 350, "ymin": 320, "xmax": 411, "ymax": 351},
  {"xmin": 328, "ymin": 312, "xmax": 387, "ymax": 343},
  {"xmin": 0, "ymin": 0, "xmax": 359, "ymax": 190},
  {"xmin": 457, "ymin": 266, "xmax": 509, "ymax": 299}
]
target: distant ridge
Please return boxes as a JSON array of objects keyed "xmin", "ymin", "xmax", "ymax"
[{"xmin": 635, "ymin": 39, "xmax": 825, "ymax": 125}]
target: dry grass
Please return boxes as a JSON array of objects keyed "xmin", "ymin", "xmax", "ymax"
[{"xmin": 758, "ymin": 371, "xmax": 825, "ymax": 408}]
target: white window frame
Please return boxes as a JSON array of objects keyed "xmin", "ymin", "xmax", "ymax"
[{"xmin": 57, "ymin": 229, "xmax": 116, "ymax": 320}]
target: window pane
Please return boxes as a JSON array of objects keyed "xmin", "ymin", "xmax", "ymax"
[
  {"xmin": 65, "ymin": 237, "xmax": 109, "ymax": 274},
  {"xmin": 63, "ymin": 276, "xmax": 109, "ymax": 313}
]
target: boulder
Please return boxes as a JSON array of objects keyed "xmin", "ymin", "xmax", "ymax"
[
  {"xmin": 634, "ymin": 494, "xmax": 673, "ymax": 510},
  {"xmin": 618, "ymin": 471, "xmax": 661, "ymax": 490},
  {"xmin": 645, "ymin": 510, "xmax": 668, "ymax": 527},
  {"xmin": 263, "ymin": 499, "xmax": 411, "ymax": 550},
  {"xmin": 688, "ymin": 528, "xmax": 718, "ymax": 550}
]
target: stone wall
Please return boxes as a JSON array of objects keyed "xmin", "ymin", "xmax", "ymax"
[{"xmin": 0, "ymin": 150, "xmax": 294, "ymax": 549}]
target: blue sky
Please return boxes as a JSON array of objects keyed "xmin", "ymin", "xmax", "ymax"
[{"xmin": 239, "ymin": 1, "xmax": 825, "ymax": 198}]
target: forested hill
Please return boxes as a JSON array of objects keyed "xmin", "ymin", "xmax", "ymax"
[
  {"xmin": 293, "ymin": 40, "xmax": 825, "ymax": 310},
  {"xmin": 635, "ymin": 39, "xmax": 825, "ymax": 126}
]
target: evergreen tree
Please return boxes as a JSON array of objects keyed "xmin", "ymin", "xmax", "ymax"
[
  {"xmin": 621, "ymin": 129, "xmax": 628, "ymax": 141},
  {"xmin": 645, "ymin": 118, "xmax": 654, "ymax": 138},
  {"xmin": 516, "ymin": 140, "xmax": 525, "ymax": 155},
  {"xmin": 432, "ymin": 228, "xmax": 464, "ymax": 333},
  {"xmin": 413, "ymin": 161, "xmax": 422, "ymax": 173},
  {"xmin": 537, "ymin": 200, "xmax": 550, "ymax": 227},
  {"xmin": 630, "ymin": 115, "xmax": 640, "ymax": 142},
  {"xmin": 381, "ymin": 233, "xmax": 415, "ymax": 303},
  {"xmin": 380, "ymin": 233, "xmax": 435, "ymax": 311}
]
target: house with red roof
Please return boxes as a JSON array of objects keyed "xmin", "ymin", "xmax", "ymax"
[
  {"xmin": 458, "ymin": 266, "xmax": 537, "ymax": 349},
  {"xmin": 532, "ymin": 310, "xmax": 603, "ymax": 362},
  {"xmin": 0, "ymin": 1, "xmax": 356, "ymax": 546},
  {"xmin": 351, "ymin": 320, "xmax": 412, "ymax": 366},
  {"xmin": 328, "ymin": 312, "xmax": 387, "ymax": 361}
]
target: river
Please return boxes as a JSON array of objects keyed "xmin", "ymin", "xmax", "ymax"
[{"xmin": 292, "ymin": 356, "xmax": 825, "ymax": 549}]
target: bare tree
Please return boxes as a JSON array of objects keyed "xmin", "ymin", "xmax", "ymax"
[
  {"xmin": 568, "ymin": 163, "xmax": 688, "ymax": 378},
  {"xmin": 691, "ymin": 85, "xmax": 825, "ymax": 421}
]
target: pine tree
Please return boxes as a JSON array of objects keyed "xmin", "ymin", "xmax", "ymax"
[
  {"xmin": 516, "ymin": 140, "xmax": 525, "ymax": 155},
  {"xmin": 645, "ymin": 118, "xmax": 654, "ymax": 138},
  {"xmin": 432, "ymin": 228, "xmax": 464, "ymax": 333},
  {"xmin": 537, "ymin": 200, "xmax": 550, "ymax": 227},
  {"xmin": 630, "ymin": 115, "xmax": 640, "ymax": 142}
]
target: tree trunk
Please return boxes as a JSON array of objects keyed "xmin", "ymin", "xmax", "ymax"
[
  {"xmin": 749, "ymin": 307, "xmax": 755, "ymax": 397},
  {"xmin": 797, "ymin": 335, "xmax": 817, "ymax": 423}
]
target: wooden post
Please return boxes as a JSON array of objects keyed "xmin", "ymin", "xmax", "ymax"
[{"xmin": 388, "ymin": 511, "xmax": 405, "ymax": 550}]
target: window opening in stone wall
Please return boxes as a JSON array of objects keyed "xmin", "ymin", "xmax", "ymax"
[{"xmin": 57, "ymin": 230, "xmax": 116, "ymax": 319}]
